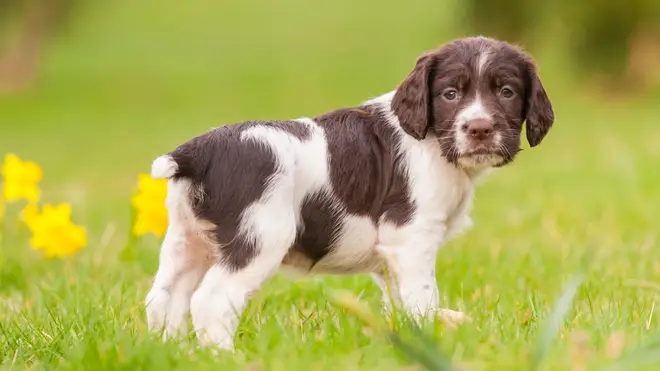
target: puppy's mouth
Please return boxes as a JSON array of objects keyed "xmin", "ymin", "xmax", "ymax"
[
  {"xmin": 462, "ymin": 141, "xmax": 503, "ymax": 157},
  {"xmin": 463, "ymin": 147, "xmax": 497, "ymax": 156},
  {"xmin": 457, "ymin": 146, "xmax": 504, "ymax": 168},
  {"xmin": 438, "ymin": 130, "xmax": 512, "ymax": 168}
]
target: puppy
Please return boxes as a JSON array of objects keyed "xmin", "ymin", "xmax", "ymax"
[{"xmin": 145, "ymin": 36, "xmax": 554, "ymax": 350}]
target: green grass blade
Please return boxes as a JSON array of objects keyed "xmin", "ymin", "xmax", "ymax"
[{"xmin": 530, "ymin": 274, "xmax": 584, "ymax": 371}]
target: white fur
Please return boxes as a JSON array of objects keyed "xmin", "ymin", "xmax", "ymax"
[
  {"xmin": 145, "ymin": 178, "xmax": 213, "ymax": 339},
  {"xmin": 454, "ymin": 98, "xmax": 492, "ymax": 153},
  {"xmin": 310, "ymin": 214, "xmax": 380, "ymax": 274},
  {"xmin": 151, "ymin": 155, "xmax": 178, "ymax": 179},
  {"xmin": 477, "ymin": 49, "xmax": 490, "ymax": 77},
  {"xmin": 452, "ymin": 94, "xmax": 504, "ymax": 168},
  {"xmin": 146, "ymin": 91, "xmax": 483, "ymax": 351},
  {"xmin": 457, "ymin": 98, "xmax": 491, "ymax": 123}
]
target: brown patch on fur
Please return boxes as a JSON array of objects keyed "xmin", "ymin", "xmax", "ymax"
[
  {"xmin": 292, "ymin": 190, "xmax": 344, "ymax": 264},
  {"xmin": 167, "ymin": 122, "xmax": 281, "ymax": 271},
  {"xmin": 314, "ymin": 106, "xmax": 414, "ymax": 226}
]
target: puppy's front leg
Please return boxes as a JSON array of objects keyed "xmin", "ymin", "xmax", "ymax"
[
  {"xmin": 376, "ymin": 235, "xmax": 470, "ymax": 325},
  {"xmin": 376, "ymin": 239, "xmax": 439, "ymax": 319}
]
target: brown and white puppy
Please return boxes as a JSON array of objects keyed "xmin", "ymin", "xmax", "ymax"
[{"xmin": 145, "ymin": 36, "xmax": 554, "ymax": 351}]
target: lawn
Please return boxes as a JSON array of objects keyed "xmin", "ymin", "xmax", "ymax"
[{"xmin": 1, "ymin": 1, "xmax": 660, "ymax": 370}]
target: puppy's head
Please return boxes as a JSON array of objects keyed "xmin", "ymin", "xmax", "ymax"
[{"xmin": 392, "ymin": 36, "xmax": 554, "ymax": 169}]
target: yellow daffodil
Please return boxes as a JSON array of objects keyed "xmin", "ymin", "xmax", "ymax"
[
  {"xmin": 22, "ymin": 203, "xmax": 87, "ymax": 258},
  {"xmin": 132, "ymin": 174, "xmax": 168, "ymax": 237},
  {"xmin": 1, "ymin": 154, "xmax": 42, "ymax": 203},
  {"xmin": 20, "ymin": 203, "xmax": 39, "ymax": 229}
]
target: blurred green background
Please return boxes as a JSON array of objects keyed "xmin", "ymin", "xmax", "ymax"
[{"xmin": 0, "ymin": 0, "xmax": 659, "ymax": 247}]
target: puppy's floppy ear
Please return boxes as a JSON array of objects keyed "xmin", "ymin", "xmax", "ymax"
[
  {"xmin": 392, "ymin": 52, "xmax": 436, "ymax": 140},
  {"xmin": 524, "ymin": 60, "xmax": 555, "ymax": 147}
]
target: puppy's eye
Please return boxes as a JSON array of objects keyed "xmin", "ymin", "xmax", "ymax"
[
  {"xmin": 443, "ymin": 89, "xmax": 458, "ymax": 101},
  {"xmin": 500, "ymin": 87, "xmax": 514, "ymax": 98}
]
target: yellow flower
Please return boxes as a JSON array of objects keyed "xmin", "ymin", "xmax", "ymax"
[
  {"xmin": 22, "ymin": 203, "xmax": 87, "ymax": 258},
  {"xmin": 21, "ymin": 203, "xmax": 40, "ymax": 229},
  {"xmin": 132, "ymin": 174, "xmax": 168, "ymax": 237},
  {"xmin": 1, "ymin": 154, "xmax": 42, "ymax": 203}
]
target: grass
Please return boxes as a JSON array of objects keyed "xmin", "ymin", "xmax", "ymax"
[{"xmin": 1, "ymin": 0, "xmax": 660, "ymax": 370}]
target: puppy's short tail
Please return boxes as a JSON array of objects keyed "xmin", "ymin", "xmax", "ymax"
[{"xmin": 151, "ymin": 155, "xmax": 178, "ymax": 179}]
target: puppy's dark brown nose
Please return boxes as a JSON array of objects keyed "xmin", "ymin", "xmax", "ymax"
[{"xmin": 465, "ymin": 119, "xmax": 494, "ymax": 141}]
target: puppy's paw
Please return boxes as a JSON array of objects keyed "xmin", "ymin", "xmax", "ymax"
[{"xmin": 436, "ymin": 308, "xmax": 472, "ymax": 328}]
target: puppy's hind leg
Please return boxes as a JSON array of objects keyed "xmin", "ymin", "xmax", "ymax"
[
  {"xmin": 145, "ymin": 179, "xmax": 211, "ymax": 339},
  {"xmin": 190, "ymin": 182, "xmax": 298, "ymax": 351}
]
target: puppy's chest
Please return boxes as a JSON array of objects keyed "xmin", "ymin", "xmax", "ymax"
[{"xmin": 406, "ymin": 147, "xmax": 476, "ymax": 233}]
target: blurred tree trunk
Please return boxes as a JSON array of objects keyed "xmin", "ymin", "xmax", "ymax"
[{"xmin": 0, "ymin": 0, "xmax": 78, "ymax": 93}]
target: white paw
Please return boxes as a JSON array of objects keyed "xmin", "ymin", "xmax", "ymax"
[
  {"xmin": 164, "ymin": 321, "xmax": 189, "ymax": 340},
  {"xmin": 435, "ymin": 308, "xmax": 472, "ymax": 327},
  {"xmin": 145, "ymin": 289, "xmax": 169, "ymax": 334},
  {"xmin": 192, "ymin": 331, "xmax": 235, "ymax": 355}
]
